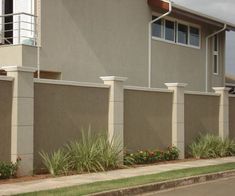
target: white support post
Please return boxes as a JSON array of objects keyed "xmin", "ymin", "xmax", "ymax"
[
  {"xmin": 100, "ymin": 76, "xmax": 127, "ymax": 163},
  {"xmin": 165, "ymin": 83, "xmax": 187, "ymax": 159},
  {"xmin": 3, "ymin": 66, "xmax": 36, "ymax": 176},
  {"xmin": 213, "ymin": 87, "xmax": 230, "ymax": 140}
]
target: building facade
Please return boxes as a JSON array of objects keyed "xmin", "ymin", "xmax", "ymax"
[{"xmin": 0, "ymin": 0, "xmax": 234, "ymax": 91}]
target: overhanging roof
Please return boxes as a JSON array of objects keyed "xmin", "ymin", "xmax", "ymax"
[{"xmin": 148, "ymin": 0, "xmax": 235, "ymax": 32}]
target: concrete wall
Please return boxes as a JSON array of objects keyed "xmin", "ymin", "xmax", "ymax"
[
  {"xmin": 184, "ymin": 93, "xmax": 220, "ymax": 149},
  {"xmin": 34, "ymin": 82, "xmax": 109, "ymax": 168},
  {"xmin": 0, "ymin": 80, "xmax": 12, "ymax": 162},
  {"xmin": 229, "ymin": 97, "xmax": 235, "ymax": 140},
  {"xmin": 124, "ymin": 89, "xmax": 172, "ymax": 151},
  {"xmin": 36, "ymin": 0, "xmax": 225, "ymax": 91}
]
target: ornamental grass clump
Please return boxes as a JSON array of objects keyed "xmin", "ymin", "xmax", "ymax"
[
  {"xmin": 189, "ymin": 134, "xmax": 235, "ymax": 159},
  {"xmin": 39, "ymin": 149, "xmax": 71, "ymax": 176},
  {"xmin": 66, "ymin": 130, "xmax": 121, "ymax": 173},
  {"xmin": 40, "ymin": 129, "xmax": 122, "ymax": 176}
]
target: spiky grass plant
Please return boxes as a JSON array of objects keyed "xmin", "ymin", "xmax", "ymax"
[
  {"xmin": 66, "ymin": 130, "xmax": 122, "ymax": 173},
  {"xmin": 39, "ymin": 149, "xmax": 70, "ymax": 176},
  {"xmin": 189, "ymin": 133, "xmax": 235, "ymax": 159}
]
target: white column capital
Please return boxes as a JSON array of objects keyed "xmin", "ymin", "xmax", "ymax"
[
  {"xmin": 100, "ymin": 76, "xmax": 128, "ymax": 82},
  {"xmin": 213, "ymin": 87, "xmax": 230, "ymax": 93},
  {"xmin": 165, "ymin": 83, "xmax": 188, "ymax": 88},
  {"xmin": 1, "ymin": 66, "xmax": 37, "ymax": 73}
]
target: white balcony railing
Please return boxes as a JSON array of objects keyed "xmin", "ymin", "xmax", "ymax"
[{"xmin": 0, "ymin": 12, "xmax": 37, "ymax": 46}]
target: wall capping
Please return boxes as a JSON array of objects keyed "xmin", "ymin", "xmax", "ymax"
[
  {"xmin": 185, "ymin": 91, "xmax": 220, "ymax": 97},
  {"xmin": 0, "ymin": 76, "xmax": 14, "ymax": 81},
  {"xmin": 1, "ymin": 66, "xmax": 37, "ymax": 73},
  {"xmin": 34, "ymin": 78, "xmax": 110, "ymax": 89},
  {"xmin": 124, "ymin": 86, "xmax": 173, "ymax": 93}
]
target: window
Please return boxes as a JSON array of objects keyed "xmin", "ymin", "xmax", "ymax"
[
  {"xmin": 213, "ymin": 35, "xmax": 219, "ymax": 75},
  {"xmin": 152, "ymin": 18, "xmax": 163, "ymax": 38},
  {"xmin": 177, "ymin": 23, "xmax": 188, "ymax": 45},
  {"xmin": 152, "ymin": 16, "xmax": 200, "ymax": 49},
  {"xmin": 190, "ymin": 26, "xmax": 200, "ymax": 47},
  {"xmin": 165, "ymin": 20, "xmax": 175, "ymax": 42}
]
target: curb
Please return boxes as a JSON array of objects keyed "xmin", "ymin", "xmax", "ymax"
[{"xmin": 89, "ymin": 170, "xmax": 235, "ymax": 196}]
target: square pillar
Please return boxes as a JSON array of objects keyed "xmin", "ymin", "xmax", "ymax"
[
  {"xmin": 165, "ymin": 83, "xmax": 187, "ymax": 159},
  {"xmin": 100, "ymin": 76, "xmax": 127, "ymax": 162},
  {"xmin": 3, "ymin": 66, "xmax": 36, "ymax": 176},
  {"xmin": 213, "ymin": 87, "xmax": 230, "ymax": 140}
]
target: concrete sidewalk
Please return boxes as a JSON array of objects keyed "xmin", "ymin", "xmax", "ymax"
[{"xmin": 1, "ymin": 157, "xmax": 235, "ymax": 196}]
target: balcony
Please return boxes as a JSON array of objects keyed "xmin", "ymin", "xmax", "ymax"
[{"xmin": 0, "ymin": 12, "xmax": 37, "ymax": 46}]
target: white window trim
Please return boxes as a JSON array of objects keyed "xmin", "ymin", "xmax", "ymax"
[
  {"xmin": 213, "ymin": 35, "xmax": 219, "ymax": 75},
  {"xmin": 151, "ymin": 13, "xmax": 201, "ymax": 49}
]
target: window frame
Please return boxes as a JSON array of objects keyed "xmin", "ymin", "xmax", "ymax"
[
  {"xmin": 213, "ymin": 35, "xmax": 219, "ymax": 75},
  {"xmin": 151, "ymin": 14, "xmax": 201, "ymax": 49},
  {"xmin": 176, "ymin": 22, "xmax": 189, "ymax": 46}
]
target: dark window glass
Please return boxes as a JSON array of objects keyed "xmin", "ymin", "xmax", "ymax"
[
  {"xmin": 178, "ymin": 23, "xmax": 188, "ymax": 44},
  {"xmin": 214, "ymin": 55, "xmax": 218, "ymax": 74},
  {"xmin": 165, "ymin": 20, "xmax": 175, "ymax": 41},
  {"xmin": 152, "ymin": 18, "xmax": 162, "ymax": 38},
  {"xmin": 214, "ymin": 35, "xmax": 218, "ymax": 51},
  {"xmin": 190, "ymin": 26, "xmax": 199, "ymax": 46}
]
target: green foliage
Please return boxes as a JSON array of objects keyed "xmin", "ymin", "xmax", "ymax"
[
  {"xmin": 39, "ymin": 149, "xmax": 70, "ymax": 176},
  {"xmin": 124, "ymin": 146, "xmax": 180, "ymax": 165},
  {"xmin": 0, "ymin": 161, "xmax": 19, "ymax": 179},
  {"xmin": 66, "ymin": 130, "xmax": 121, "ymax": 173},
  {"xmin": 189, "ymin": 134, "xmax": 235, "ymax": 159},
  {"xmin": 40, "ymin": 130, "xmax": 122, "ymax": 175}
]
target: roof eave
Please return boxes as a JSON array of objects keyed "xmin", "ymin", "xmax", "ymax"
[{"xmin": 172, "ymin": 3, "xmax": 235, "ymax": 32}]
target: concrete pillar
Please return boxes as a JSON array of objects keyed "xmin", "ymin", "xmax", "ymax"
[
  {"xmin": 213, "ymin": 87, "xmax": 230, "ymax": 140},
  {"xmin": 3, "ymin": 66, "xmax": 36, "ymax": 176},
  {"xmin": 165, "ymin": 83, "xmax": 187, "ymax": 159},
  {"xmin": 100, "ymin": 76, "xmax": 127, "ymax": 162}
]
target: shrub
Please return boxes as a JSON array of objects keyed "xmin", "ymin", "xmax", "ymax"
[
  {"xmin": 189, "ymin": 134, "xmax": 235, "ymax": 159},
  {"xmin": 66, "ymin": 130, "xmax": 121, "ymax": 173},
  {"xmin": 0, "ymin": 161, "xmax": 19, "ymax": 179},
  {"xmin": 124, "ymin": 146, "xmax": 179, "ymax": 165},
  {"xmin": 39, "ymin": 149, "xmax": 70, "ymax": 176}
]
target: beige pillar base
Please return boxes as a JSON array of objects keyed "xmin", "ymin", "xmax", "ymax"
[
  {"xmin": 213, "ymin": 87, "xmax": 230, "ymax": 140},
  {"xmin": 3, "ymin": 66, "xmax": 36, "ymax": 176},
  {"xmin": 165, "ymin": 83, "xmax": 187, "ymax": 159},
  {"xmin": 100, "ymin": 76, "xmax": 127, "ymax": 163}
]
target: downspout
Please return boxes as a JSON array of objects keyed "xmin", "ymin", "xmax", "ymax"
[
  {"xmin": 36, "ymin": 0, "xmax": 41, "ymax": 79},
  {"xmin": 148, "ymin": 0, "xmax": 172, "ymax": 88},
  {"xmin": 205, "ymin": 24, "xmax": 227, "ymax": 92}
]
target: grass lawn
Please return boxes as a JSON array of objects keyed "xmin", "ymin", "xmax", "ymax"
[{"xmin": 18, "ymin": 162, "xmax": 235, "ymax": 196}]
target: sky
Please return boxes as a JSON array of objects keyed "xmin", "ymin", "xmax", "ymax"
[{"xmin": 173, "ymin": 0, "xmax": 235, "ymax": 75}]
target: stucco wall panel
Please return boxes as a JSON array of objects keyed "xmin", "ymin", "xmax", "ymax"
[
  {"xmin": 229, "ymin": 97, "xmax": 235, "ymax": 140},
  {"xmin": 124, "ymin": 89, "xmax": 172, "ymax": 152},
  {"xmin": 185, "ymin": 94, "xmax": 220, "ymax": 150},
  {"xmin": 0, "ymin": 81, "xmax": 12, "ymax": 162},
  {"xmin": 34, "ymin": 83, "xmax": 109, "ymax": 168}
]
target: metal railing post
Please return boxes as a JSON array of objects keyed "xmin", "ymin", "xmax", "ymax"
[{"xmin": 18, "ymin": 14, "xmax": 21, "ymax": 44}]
